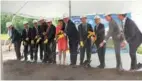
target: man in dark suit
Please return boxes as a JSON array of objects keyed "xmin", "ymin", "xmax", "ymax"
[
  {"xmin": 38, "ymin": 18, "xmax": 47, "ymax": 61},
  {"xmin": 21, "ymin": 21, "xmax": 32, "ymax": 61},
  {"xmin": 118, "ymin": 14, "xmax": 142, "ymax": 71},
  {"xmin": 63, "ymin": 14, "xmax": 79, "ymax": 66},
  {"xmin": 30, "ymin": 20, "xmax": 41, "ymax": 62},
  {"xmin": 94, "ymin": 16, "xmax": 106, "ymax": 68},
  {"xmin": 6, "ymin": 22, "xmax": 22, "ymax": 60},
  {"xmin": 43, "ymin": 19, "xmax": 56, "ymax": 63},
  {"xmin": 78, "ymin": 15, "xmax": 93, "ymax": 67}
]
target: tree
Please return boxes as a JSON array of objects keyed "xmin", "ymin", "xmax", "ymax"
[{"xmin": 1, "ymin": 12, "xmax": 34, "ymax": 34}]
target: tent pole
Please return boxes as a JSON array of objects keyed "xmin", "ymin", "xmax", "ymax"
[{"xmin": 69, "ymin": 0, "xmax": 71, "ymax": 18}]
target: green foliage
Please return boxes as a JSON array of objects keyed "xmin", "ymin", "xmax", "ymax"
[
  {"xmin": 0, "ymin": 34, "xmax": 9, "ymax": 40},
  {"xmin": 1, "ymin": 13, "xmax": 13, "ymax": 34},
  {"xmin": 106, "ymin": 38, "xmax": 114, "ymax": 48},
  {"xmin": 1, "ymin": 12, "xmax": 34, "ymax": 34},
  {"xmin": 1, "ymin": 12, "xmax": 59, "ymax": 34},
  {"xmin": 137, "ymin": 45, "xmax": 142, "ymax": 54},
  {"xmin": 12, "ymin": 16, "xmax": 34, "ymax": 33}
]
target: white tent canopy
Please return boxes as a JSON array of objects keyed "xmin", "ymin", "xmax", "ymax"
[
  {"xmin": 1, "ymin": 0, "xmax": 142, "ymax": 32},
  {"xmin": 1, "ymin": 0, "xmax": 141, "ymax": 17}
]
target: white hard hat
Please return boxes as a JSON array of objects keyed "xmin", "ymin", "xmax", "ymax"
[
  {"xmin": 94, "ymin": 15, "xmax": 100, "ymax": 19},
  {"xmin": 104, "ymin": 13, "xmax": 112, "ymax": 17},
  {"xmin": 58, "ymin": 17, "xmax": 63, "ymax": 20},
  {"xmin": 23, "ymin": 21, "xmax": 28, "ymax": 25},
  {"xmin": 6, "ymin": 22, "xmax": 12, "ymax": 28},
  {"xmin": 80, "ymin": 15, "xmax": 87, "ymax": 18},
  {"xmin": 63, "ymin": 13, "xmax": 69, "ymax": 18},
  {"xmin": 39, "ymin": 17, "xmax": 44, "ymax": 21},
  {"xmin": 46, "ymin": 18, "xmax": 52, "ymax": 22},
  {"xmin": 33, "ymin": 20, "xmax": 38, "ymax": 23}
]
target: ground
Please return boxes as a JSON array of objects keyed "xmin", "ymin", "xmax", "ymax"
[
  {"xmin": 1, "ymin": 46, "xmax": 142, "ymax": 80},
  {"xmin": 2, "ymin": 60, "xmax": 142, "ymax": 80}
]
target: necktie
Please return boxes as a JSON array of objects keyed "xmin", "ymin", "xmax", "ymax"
[
  {"xmin": 65, "ymin": 23, "xmax": 68, "ymax": 33},
  {"xmin": 96, "ymin": 24, "xmax": 98, "ymax": 30},
  {"xmin": 36, "ymin": 27, "xmax": 38, "ymax": 35},
  {"xmin": 26, "ymin": 29, "xmax": 28, "ymax": 36},
  {"xmin": 46, "ymin": 26, "xmax": 50, "ymax": 34},
  {"xmin": 121, "ymin": 21, "xmax": 124, "ymax": 32}
]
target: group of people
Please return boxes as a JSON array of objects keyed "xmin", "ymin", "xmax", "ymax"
[{"xmin": 6, "ymin": 13, "xmax": 142, "ymax": 71}]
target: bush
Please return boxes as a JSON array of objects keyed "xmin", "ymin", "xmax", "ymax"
[{"xmin": 137, "ymin": 45, "xmax": 142, "ymax": 54}]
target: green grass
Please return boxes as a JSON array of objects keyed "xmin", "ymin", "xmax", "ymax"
[
  {"xmin": 0, "ymin": 34, "xmax": 9, "ymax": 40},
  {"xmin": 137, "ymin": 45, "xmax": 142, "ymax": 54},
  {"xmin": 106, "ymin": 39, "xmax": 142, "ymax": 54},
  {"xmin": 106, "ymin": 39, "xmax": 114, "ymax": 48}
]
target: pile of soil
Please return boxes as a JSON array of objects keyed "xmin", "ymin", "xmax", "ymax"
[{"xmin": 2, "ymin": 60, "xmax": 142, "ymax": 80}]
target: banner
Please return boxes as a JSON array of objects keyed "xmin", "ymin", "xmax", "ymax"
[{"xmin": 71, "ymin": 13, "xmax": 131, "ymax": 30}]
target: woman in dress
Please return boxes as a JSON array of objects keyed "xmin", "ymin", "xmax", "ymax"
[{"xmin": 56, "ymin": 19, "xmax": 68, "ymax": 65}]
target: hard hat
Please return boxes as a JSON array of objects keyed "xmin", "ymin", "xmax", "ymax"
[
  {"xmin": 94, "ymin": 15, "xmax": 101, "ymax": 19},
  {"xmin": 6, "ymin": 22, "xmax": 12, "ymax": 28},
  {"xmin": 46, "ymin": 18, "xmax": 52, "ymax": 22},
  {"xmin": 80, "ymin": 15, "xmax": 87, "ymax": 18},
  {"xmin": 63, "ymin": 13, "xmax": 69, "ymax": 18},
  {"xmin": 33, "ymin": 20, "xmax": 38, "ymax": 23},
  {"xmin": 38, "ymin": 17, "xmax": 44, "ymax": 21},
  {"xmin": 104, "ymin": 13, "xmax": 112, "ymax": 17},
  {"xmin": 58, "ymin": 17, "xmax": 63, "ymax": 20}
]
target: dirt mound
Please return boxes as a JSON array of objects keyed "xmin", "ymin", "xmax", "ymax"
[{"xmin": 2, "ymin": 60, "xmax": 142, "ymax": 80}]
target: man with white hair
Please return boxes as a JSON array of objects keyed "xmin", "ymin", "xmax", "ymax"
[
  {"xmin": 118, "ymin": 13, "xmax": 142, "ymax": 71},
  {"xmin": 78, "ymin": 15, "xmax": 93, "ymax": 67},
  {"xmin": 94, "ymin": 15, "xmax": 106, "ymax": 68},
  {"xmin": 21, "ymin": 21, "xmax": 32, "ymax": 61},
  {"xmin": 63, "ymin": 13, "xmax": 79, "ymax": 66},
  {"xmin": 6, "ymin": 22, "xmax": 22, "ymax": 60},
  {"xmin": 100, "ymin": 14, "xmax": 124, "ymax": 70},
  {"xmin": 42, "ymin": 19, "xmax": 56, "ymax": 63}
]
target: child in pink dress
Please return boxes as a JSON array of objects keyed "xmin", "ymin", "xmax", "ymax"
[{"xmin": 56, "ymin": 19, "xmax": 68, "ymax": 65}]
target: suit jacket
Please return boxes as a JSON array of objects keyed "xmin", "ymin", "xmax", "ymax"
[
  {"xmin": 31, "ymin": 26, "xmax": 41, "ymax": 40},
  {"xmin": 11, "ymin": 27, "xmax": 21, "ymax": 43},
  {"xmin": 65, "ymin": 20, "xmax": 79, "ymax": 42},
  {"xmin": 94, "ymin": 23, "xmax": 105, "ymax": 45},
  {"xmin": 39, "ymin": 22, "xmax": 48, "ymax": 41},
  {"xmin": 46, "ymin": 24, "xmax": 56, "ymax": 43},
  {"xmin": 21, "ymin": 27, "xmax": 32, "ymax": 43},
  {"xmin": 105, "ymin": 19, "xmax": 123, "ymax": 42},
  {"xmin": 78, "ymin": 23, "xmax": 93, "ymax": 42},
  {"xmin": 124, "ymin": 17, "xmax": 142, "ymax": 45}
]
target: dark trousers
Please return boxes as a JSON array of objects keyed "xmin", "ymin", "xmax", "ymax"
[
  {"xmin": 30, "ymin": 43, "xmax": 38, "ymax": 61},
  {"xmin": 24, "ymin": 43, "xmax": 30, "ymax": 61},
  {"xmin": 69, "ymin": 40, "xmax": 79, "ymax": 65},
  {"xmin": 43, "ymin": 43, "xmax": 51, "ymax": 62},
  {"xmin": 50, "ymin": 40, "xmax": 56, "ymax": 63},
  {"xmin": 14, "ymin": 40, "xmax": 21, "ymax": 60},
  {"xmin": 39, "ymin": 42, "xmax": 44, "ymax": 60},
  {"xmin": 80, "ymin": 40, "xmax": 91, "ymax": 64},
  {"xmin": 31, "ymin": 41, "xmax": 43, "ymax": 61},
  {"xmin": 129, "ymin": 34, "xmax": 142, "ymax": 70},
  {"xmin": 96, "ymin": 43, "xmax": 106, "ymax": 67}
]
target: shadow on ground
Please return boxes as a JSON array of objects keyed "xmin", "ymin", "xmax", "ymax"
[{"xmin": 2, "ymin": 60, "xmax": 142, "ymax": 80}]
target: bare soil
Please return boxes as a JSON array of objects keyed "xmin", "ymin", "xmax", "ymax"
[{"xmin": 2, "ymin": 60, "xmax": 142, "ymax": 80}]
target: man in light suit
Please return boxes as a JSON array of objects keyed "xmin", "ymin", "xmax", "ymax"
[
  {"xmin": 100, "ymin": 14, "xmax": 124, "ymax": 70},
  {"xmin": 118, "ymin": 13, "xmax": 142, "ymax": 71}
]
